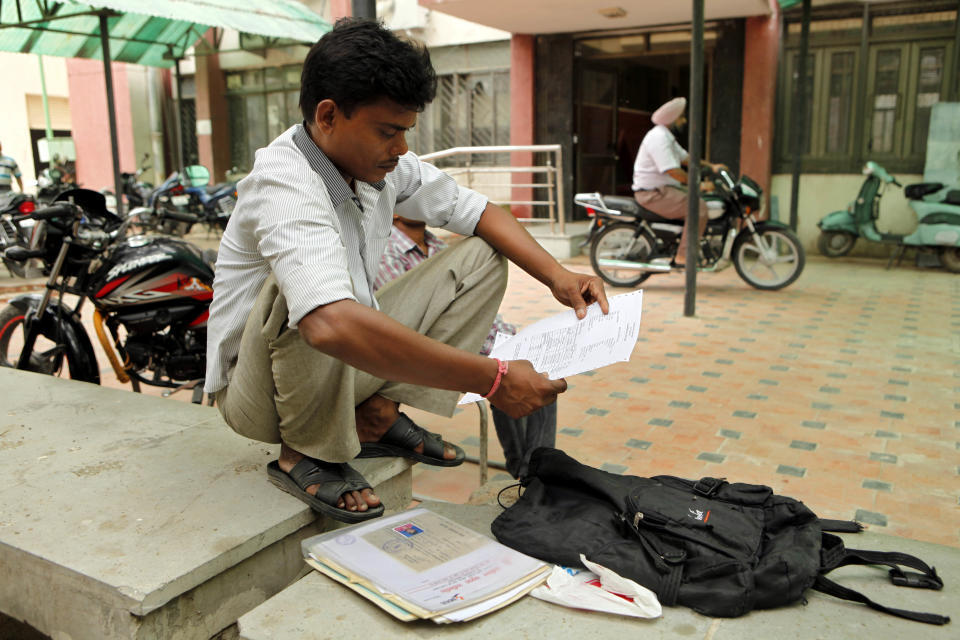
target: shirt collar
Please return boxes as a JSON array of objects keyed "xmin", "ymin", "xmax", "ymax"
[
  {"xmin": 391, "ymin": 226, "xmax": 438, "ymax": 257},
  {"xmin": 293, "ymin": 123, "xmax": 386, "ymax": 209}
]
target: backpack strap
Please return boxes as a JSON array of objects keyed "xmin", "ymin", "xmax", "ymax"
[
  {"xmin": 814, "ymin": 533, "xmax": 950, "ymax": 625},
  {"xmin": 812, "ymin": 576, "xmax": 949, "ymax": 625},
  {"xmin": 818, "ymin": 519, "xmax": 864, "ymax": 533}
]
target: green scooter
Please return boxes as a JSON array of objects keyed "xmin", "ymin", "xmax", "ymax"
[{"xmin": 817, "ymin": 161, "xmax": 960, "ymax": 272}]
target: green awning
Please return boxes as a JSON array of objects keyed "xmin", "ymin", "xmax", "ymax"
[{"xmin": 0, "ymin": 0, "xmax": 331, "ymax": 67}]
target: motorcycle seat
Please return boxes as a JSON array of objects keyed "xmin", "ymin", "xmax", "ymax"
[
  {"xmin": 603, "ymin": 195, "xmax": 679, "ymax": 224},
  {"xmin": 904, "ymin": 182, "xmax": 943, "ymax": 200}
]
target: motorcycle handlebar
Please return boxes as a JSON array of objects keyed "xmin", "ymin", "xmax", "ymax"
[
  {"xmin": 25, "ymin": 203, "xmax": 82, "ymax": 221},
  {"xmin": 162, "ymin": 209, "xmax": 201, "ymax": 223}
]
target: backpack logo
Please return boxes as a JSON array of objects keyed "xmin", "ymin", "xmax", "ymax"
[{"xmin": 688, "ymin": 508, "xmax": 711, "ymax": 523}]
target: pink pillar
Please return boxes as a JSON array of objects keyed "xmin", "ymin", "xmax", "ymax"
[
  {"xmin": 66, "ymin": 59, "xmax": 135, "ymax": 192},
  {"xmin": 739, "ymin": 0, "xmax": 780, "ymax": 215},
  {"xmin": 510, "ymin": 34, "xmax": 535, "ymax": 219},
  {"xmin": 330, "ymin": 0, "xmax": 351, "ymax": 18}
]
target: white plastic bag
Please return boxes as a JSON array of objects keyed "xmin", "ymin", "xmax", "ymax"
[{"xmin": 530, "ymin": 554, "xmax": 661, "ymax": 619}]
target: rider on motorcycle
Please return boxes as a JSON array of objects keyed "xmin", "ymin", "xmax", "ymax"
[{"xmin": 632, "ymin": 97, "xmax": 725, "ymax": 267}]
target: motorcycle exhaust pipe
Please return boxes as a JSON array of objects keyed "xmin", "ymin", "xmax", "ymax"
[{"xmin": 596, "ymin": 258, "xmax": 673, "ymax": 273}]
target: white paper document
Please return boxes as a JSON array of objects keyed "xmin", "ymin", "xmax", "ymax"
[{"xmin": 460, "ymin": 290, "xmax": 643, "ymax": 404}]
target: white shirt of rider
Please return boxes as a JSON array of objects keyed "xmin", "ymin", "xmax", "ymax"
[{"xmin": 631, "ymin": 124, "xmax": 689, "ymax": 191}]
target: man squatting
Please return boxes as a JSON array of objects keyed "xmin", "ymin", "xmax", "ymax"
[{"xmin": 204, "ymin": 19, "xmax": 609, "ymax": 523}]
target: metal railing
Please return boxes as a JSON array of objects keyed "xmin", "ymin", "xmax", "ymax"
[{"xmin": 418, "ymin": 144, "xmax": 566, "ymax": 235}]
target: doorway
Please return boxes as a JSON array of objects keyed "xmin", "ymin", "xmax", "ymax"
[{"xmin": 573, "ymin": 32, "xmax": 712, "ymax": 219}]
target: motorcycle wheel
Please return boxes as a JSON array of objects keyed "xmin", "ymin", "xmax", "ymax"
[
  {"xmin": 589, "ymin": 222, "xmax": 655, "ymax": 288},
  {"xmin": 732, "ymin": 224, "xmax": 805, "ymax": 290},
  {"xmin": 817, "ymin": 231, "xmax": 856, "ymax": 257},
  {"xmin": 939, "ymin": 247, "xmax": 960, "ymax": 273},
  {"xmin": 0, "ymin": 305, "xmax": 66, "ymax": 375}
]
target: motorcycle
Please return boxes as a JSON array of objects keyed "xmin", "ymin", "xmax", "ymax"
[
  {"xmin": 575, "ymin": 170, "xmax": 805, "ymax": 290},
  {"xmin": 0, "ymin": 188, "xmax": 215, "ymax": 402},
  {"xmin": 817, "ymin": 161, "xmax": 960, "ymax": 273},
  {"xmin": 102, "ymin": 153, "xmax": 154, "ymax": 209},
  {"xmin": 36, "ymin": 157, "xmax": 79, "ymax": 204},
  {"xmin": 128, "ymin": 165, "xmax": 234, "ymax": 236},
  {"xmin": 181, "ymin": 164, "xmax": 237, "ymax": 233},
  {"xmin": 0, "ymin": 191, "xmax": 43, "ymax": 278},
  {"xmin": 127, "ymin": 170, "xmax": 199, "ymax": 237}
]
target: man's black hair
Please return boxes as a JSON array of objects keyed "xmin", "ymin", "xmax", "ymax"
[{"xmin": 300, "ymin": 18, "xmax": 437, "ymax": 122}]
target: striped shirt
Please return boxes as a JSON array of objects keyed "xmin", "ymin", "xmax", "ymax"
[
  {"xmin": 204, "ymin": 124, "xmax": 488, "ymax": 393},
  {"xmin": 373, "ymin": 226, "xmax": 517, "ymax": 356},
  {"xmin": 0, "ymin": 155, "xmax": 21, "ymax": 190}
]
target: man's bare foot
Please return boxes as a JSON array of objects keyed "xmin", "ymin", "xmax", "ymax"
[
  {"xmin": 355, "ymin": 394, "xmax": 457, "ymax": 460},
  {"xmin": 277, "ymin": 442, "xmax": 380, "ymax": 512}
]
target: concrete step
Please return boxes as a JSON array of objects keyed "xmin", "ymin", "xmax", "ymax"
[
  {"xmin": 525, "ymin": 220, "xmax": 591, "ymax": 260},
  {"xmin": 237, "ymin": 504, "xmax": 960, "ymax": 640},
  {"xmin": 0, "ymin": 369, "xmax": 413, "ymax": 640}
]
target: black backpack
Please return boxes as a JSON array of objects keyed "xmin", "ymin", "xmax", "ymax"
[{"xmin": 491, "ymin": 448, "xmax": 949, "ymax": 625}]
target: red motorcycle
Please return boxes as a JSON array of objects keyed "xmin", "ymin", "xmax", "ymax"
[{"xmin": 0, "ymin": 189, "xmax": 215, "ymax": 402}]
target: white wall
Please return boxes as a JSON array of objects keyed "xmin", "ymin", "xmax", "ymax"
[
  {"xmin": 770, "ymin": 173, "xmax": 923, "ymax": 258},
  {"xmin": 0, "ymin": 53, "xmax": 71, "ymax": 191}
]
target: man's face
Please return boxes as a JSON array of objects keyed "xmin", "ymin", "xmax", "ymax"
[
  {"xmin": 317, "ymin": 98, "xmax": 417, "ymax": 184},
  {"xmin": 674, "ymin": 112, "xmax": 688, "ymax": 129}
]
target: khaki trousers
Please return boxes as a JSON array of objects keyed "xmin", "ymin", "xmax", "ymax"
[
  {"xmin": 216, "ymin": 237, "xmax": 507, "ymax": 462},
  {"xmin": 634, "ymin": 185, "xmax": 708, "ymax": 259}
]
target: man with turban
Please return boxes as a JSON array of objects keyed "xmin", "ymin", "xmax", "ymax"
[{"xmin": 631, "ymin": 97, "xmax": 724, "ymax": 267}]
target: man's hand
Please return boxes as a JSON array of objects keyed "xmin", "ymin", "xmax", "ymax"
[
  {"xmin": 549, "ymin": 269, "xmax": 609, "ymax": 319},
  {"xmin": 489, "ymin": 359, "xmax": 566, "ymax": 418}
]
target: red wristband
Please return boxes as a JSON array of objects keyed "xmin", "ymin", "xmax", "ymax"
[{"xmin": 483, "ymin": 359, "xmax": 509, "ymax": 399}]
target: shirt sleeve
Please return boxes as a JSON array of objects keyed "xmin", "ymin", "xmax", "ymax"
[
  {"xmin": 647, "ymin": 128, "xmax": 683, "ymax": 174},
  {"xmin": 391, "ymin": 152, "xmax": 488, "ymax": 236},
  {"xmin": 12, "ymin": 161, "xmax": 21, "ymax": 178},
  {"xmin": 243, "ymin": 146, "xmax": 357, "ymax": 328}
]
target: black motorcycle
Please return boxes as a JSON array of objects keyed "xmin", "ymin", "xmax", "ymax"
[
  {"xmin": 0, "ymin": 189, "xmax": 215, "ymax": 402},
  {"xmin": 575, "ymin": 170, "xmax": 805, "ymax": 291},
  {"xmin": 0, "ymin": 191, "xmax": 43, "ymax": 278}
]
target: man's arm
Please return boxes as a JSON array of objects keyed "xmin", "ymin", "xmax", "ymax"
[
  {"xmin": 298, "ymin": 299, "xmax": 563, "ymax": 418},
  {"xmin": 473, "ymin": 203, "xmax": 608, "ymax": 320}
]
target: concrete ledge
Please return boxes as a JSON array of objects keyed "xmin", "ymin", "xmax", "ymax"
[
  {"xmin": 239, "ymin": 502, "xmax": 958, "ymax": 640},
  {"xmin": 0, "ymin": 369, "xmax": 413, "ymax": 639},
  {"xmin": 525, "ymin": 221, "xmax": 590, "ymax": 260}
]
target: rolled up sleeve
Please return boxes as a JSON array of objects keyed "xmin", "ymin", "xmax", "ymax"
[{"xmin": 393, "ymin": 152, "xmax": 488, "ymax": 236}]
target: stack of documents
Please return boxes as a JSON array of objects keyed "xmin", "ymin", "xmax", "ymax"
[{"xmin": 301, "ymin": 508, "xmax": 551, "ymax": 623}]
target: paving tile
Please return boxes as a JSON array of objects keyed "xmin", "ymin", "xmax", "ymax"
[
  {"xmin": 790, "ymin": 440, "xmax": 817, "ymax": 451},
  {"xmin": 869, "ymin": 452, "xmax": 898, "ymax": 464},
  {"xmin": 630, "ymin": 377, "xmax": 649, "ymax": 384},
  {"xmin": 670, "ymin": 400, "xmax": 692, "ymax": 409},
  {"xmin": 719, "ymin": 429, "xmax": 741, "ymax": 439},
  {"xmin": 777, "ymin": 465, "xmax": 806, "ymax": 477},
  {"xmin": 586, "ymin": 408, "xmax": 609, "ymax": 417},
  {"xmin": 874, "ymin": 430, "xmax": 899, "ymax": 439},
  {"xmin": 698, "ymin": 452, "xmax": 726, "ymax": 463},
  {"xmin": 648, "ymin": 418, "xmax": 673, "ymax": 427},
  {"xmin": 600, "ymin": 463, "xmax": 628, "ymax": 474},
  {"xmin": 802, "ymin": 420, "xmax": 826, "ymax": 429},
  {"xmin": 686, "ymin": 385, "xmax": 707, "ymax": 393},
  {"xmin": 811, "ymin": 402, "xmax": 833, "ymax": 410},
  {"xmin": 862, "ymin": 479, "xmax": 893, "ymax": 492},
  {"xmin": 758, "ymin": 379, "xmax": 779, "ymax": 386},
  {"xmin": 747, "ymin": 394, "xmax": 768, "ymax": 401},
  {"xmin": 461, "ymin": 436, "xmax": 482, "ymax": 447},
  {"xmin": 855, "ymin": 509, "xmax": 888, "ymax": 527},
  {"xmin": 732, "ymin": 410, "xmax": 756, "ymax": 419},
  {"xmin": 702, "ymin": 371, "xmax": 722, "ymax": 378},
  {"xmin": 880, "ymin": 410, "xmax": 904, "ymax": 420},
  {"xmin": 609, "ymin": 392, "xmax": 629, "ymax": 399},
  {"xmin": 884, "ymin": 394, "xmax": 907, "ymax": 402},
  {"xmin": 560, "ymin": 428, "xmax": 583, "ymax": 437},
  {"xmin": 626, "ymin": 439, "xmax": 652, "ymax": 450}
]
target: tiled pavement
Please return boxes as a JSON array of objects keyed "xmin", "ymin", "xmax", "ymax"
[
  {"xmin": 2, "ymin": 250, "xmax": 958, "ymax": 547},
  {"xmin": 408, "ymin": 254, "xmax": 960, "ymax": 549}
]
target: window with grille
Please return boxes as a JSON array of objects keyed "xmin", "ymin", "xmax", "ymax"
[
  {"xmin": 408, "ymin": 70, "xmax": 511, "ymax": 166},
  {"xmin": 775, "ymin": 5, "xmax": 958, "ymax": 173},
  {"xmin": 225, "ymin": 66, "xmax": 302, "ymax": 172}
]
